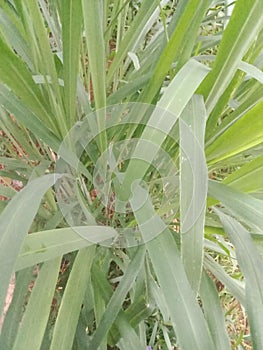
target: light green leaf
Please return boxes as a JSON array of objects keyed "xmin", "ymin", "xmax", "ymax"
[
  {"xmin": 50, "ymin": 247, "xmax": 95, "ymax": 350},
  {"xmin": 207, "ymin": 154, "xmax": 263, "ymax": 208},
  {"xmin": 89, "ymin": 247, "xmax": 146, "ymax": 349},
  {"xmin": 139, "ymin": 0, "xmax": 210, "ymax": 104},
  {"xmin": 215, "ymin": 210, "xmax": 263, "ymax": 350},
  {"xmin": 0, "ymin": 84, "xmax": 61, "ymax": 151},
  {"xmin": 239, "ymin": 60, "xmax": 263, "ymax": 84},
  {"xmin": 119, "ymin": 59, "xmax": 209, "ymax": 202},
  {"xmin": 222, "ymin": 154, "xmax": 263, "ymax": 193},
  {"xmin": 0, "ymin": 38, "xmax": 55, "ymax": 131},
  {"xmin": 12, "ymin": 258, "xmax": 61, "ymax": 350},
  {"xmin": 91, "ymin": 264, "xmax": 152, "ymax": 348},
  {"xmin": 0, "ymin": 6, "xmax": 32, "ymax": 69},
  {"xmin": 62, "ymin": 0, "xmax": 82, "ymax": 129},
  {"xmin": 199, "ymin": 0, "xmax": 263, "ymax": 119},
  {"xmin": 204, "ymin": 254, "xmax": 245, "ymax": 305},
  {"xmin": 20, "ymin": 1, "xmax": 67, "ymax": 136},
  {"xmin": 0, "ymin": 268, "xmax": 33, "ymax": 349},
  {"xmin": 180, "ymin": 95, "xmax": 207, "ymax": 292},
  {"xmin": 206, "ymin": 99, "xmax": 263, "ymax": 164},
  {"xmin": 15, "ymin": 226, "xmax": 116, "ymax": 271},
  {"xmin": 106, "ymin": 0, "xmax": 161, "ymax": 86},
  {"xmin": 81, "ymin": 0, "xmax": 106, "ymax": 151},
  {"xmin": 200, "ymin": 271, "xmax": 231, "ymax": 350},
  {"xmin": 130, "ymin": 184, "xmax": 214, "ymax": 350},
  {"xmin": 82, "ymin": 0, "xmax": 105, "ymax": 110},
  {"xmin": 0, "ymin": 174, "xmax": 63, "ymax": 315},
  {"xmin": 116, "ymin": 314, "xmax": 145, "ymax": 350},
  {"xmin": 208, "ymin": 180, "xmax": 263, "ymax": 233}
]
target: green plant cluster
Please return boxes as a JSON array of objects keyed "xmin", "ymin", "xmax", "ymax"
[{"xmin": 0, "ymin": 0, "xmax": 263, "ymax": 349}]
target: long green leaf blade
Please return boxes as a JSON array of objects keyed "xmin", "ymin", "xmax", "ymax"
[
  {"xmin": 12, "ymin": 258, "xmax": 61, "ymax": 350},
  {"xmin": 215, "ymin": 210, "xmax": 263, "ymax": 350},
  {"xmin": 81, "ymin": 0, "xmax": 107, "ymax": 152},
  {"xmin": 0, "ymin": 174, "xmax": 62, "ymax": 315},
  {"xmin": 0, "ymin": 268, "xmax": 33, "ymax": 349},
  {"xmin": 139, "ymin": 0, "xmax": 210, "ymax": 104},
  {"xmin": 180, "ymin": 95, "xmax": 208, "ymax": 292},
  {"xmin": 50, "ymin": 247, "xmax": 95, "ymax": 350},
  {"xmin": 62, "ymin": 0, "xmax": 82, "ymax": 129},
  {"xmin": 200, "ymin": 271, "xmax": 231, "ymax": 350},
  {"xmin": 119, "ymin": 59, "xmax": 209, "ymax": 202},
  {"xmin": 89, "ymin": 247, "xmax": 146, "ymax": 349},
  {"xmin": 82, "ymin": 0, "xmax": 105, "ymax": 110},
  {"xmin": 208, "ymin": 180, "xmax": 263, "ymax": 233},
  {"xmin": 206, "ymin": 99, "xmax": 263, "ymax": 164},
  {"xmin": 0, "ymin": 39, "xmax": 55, "ymax": 131},
  {"xmin": 130, "ymin": 184, "xmax": 214, "ymax": 350},
  {"xmin": 15, "ymin": 226, "xmax": 117, "ymax": 271},
  {"xmin": 198, "ymin": 0, "xmax": 263, "ymax": 120}
]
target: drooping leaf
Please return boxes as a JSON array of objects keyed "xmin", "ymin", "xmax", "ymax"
[
  {"xmin": 15, "ymin": 226, "xmax": 117, "ymax": 271},
  {"xmin": 208, "ymin": 180, "xmax": 263, "ymax": 233},
  {"xmin": 215, "ymin": 209, "xmax": 263, "ymax": 349}
]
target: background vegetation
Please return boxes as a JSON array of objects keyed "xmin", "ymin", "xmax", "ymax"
[{"xmin": 1, "ymin": 0, "xmax": 263, "ymax": 349}]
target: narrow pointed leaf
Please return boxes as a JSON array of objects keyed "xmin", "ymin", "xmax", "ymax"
[
  {"xmin": 119, "ymin": 59, "xmax": 209, "ymax": 202},
  {"xmin": 180, "ymin": 95, "xmax": 208, "ymax": 292},
  {"xmin": 62, "ymin": 0, "xmax": 82, "ymax": 128},
  {"xmin": 13, "ymin": 258, "xmax": 61, "ymax": 350},
  {"xmin": 50, "ymin": 247, "xmax": 95, "ymax": 350},
  {"xmin": 130, "ymin": 184, "xmax": 214, "ymax": 350},
  {"xmin": 198, "ymin": 0, "xmax": 263, "ymax": 119},
  {"xmin": 215, "ymin": 210, "xmax": 263, "ymax": 350},
  {"xmin": 89, "ymin": 247, "xmax": 146, "ymax": 349},
  {"xmin": 139, "ymin": 0, "xmax": 210, "ymax": 104},
  {"xmin": 0, "ymin": 174, "xmax": 63, "ymax": 315},
  {"xmin": 82, "ymin": 0, "xmax": 105, "ymax": 110},
  {"xmin": 0, "ymin": 39, "xmax": 54, "ymax": 130},
  {"xmin": 0, "ymin": 268, "xmax": 33, "ymax": 349},
  {"xmin": 208, "ymin": 180, "xmax": 263, "ymax": 233},
  {"xmin": 15, "ymin": 226, "xmax": 117, "ymax": 271},
  {"xmin": 222, "ymin": 154, "xmax": 263, "ymax": 193},
  {"xmin": 206, "ymin": 99, "xmax": 263, "ymax": 164},
  {"xmin": 200, "ymin": 271, "xmax": 231, "ymax": 350}
]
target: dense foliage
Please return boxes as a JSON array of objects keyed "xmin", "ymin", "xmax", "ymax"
[{"xmin": 1, "ymin": 1, "xmax": 263, "ymax": 349}]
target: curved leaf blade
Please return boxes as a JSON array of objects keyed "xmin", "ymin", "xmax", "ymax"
[{"xmin": 215, "ymin": 209, "xmax": 263, "ymax": 350}]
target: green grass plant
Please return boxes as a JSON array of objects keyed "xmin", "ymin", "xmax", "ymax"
[{"xmin": 1, "ymin": 1, "xmax": 263, "ymax": 349}]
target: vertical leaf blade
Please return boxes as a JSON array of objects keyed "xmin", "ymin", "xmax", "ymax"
[
  {"xmin": 12, "ymin": 258, "xmax": 61, "ymax": 350},
  {"xmin": 200, "ymin": 271, "xmax": 231, "ymax": 350},
  {"xmin": 139, "ymin": 0, "xmax": 210, "ymax": 104},
  {"xmin": 130, "ymin": 184, "xmax": 215, "ymax": 350},
  {"xmin": 62, "ymin": 0, "xmax": 82, "ymax": 129},
  {"xmin": 50, "ymin": 247, "xmax": 96, "ymax": 350},
  {"xmin": 180, "ymin": 95, "xmax": 208, "ymax": 292},
  {"xmin": 89, "ymin": 247, "xmax": 146, "ymax": 349},
  {"xmin": 82, "ymin": 0, "xmax": 106, "ymax": 110}
]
